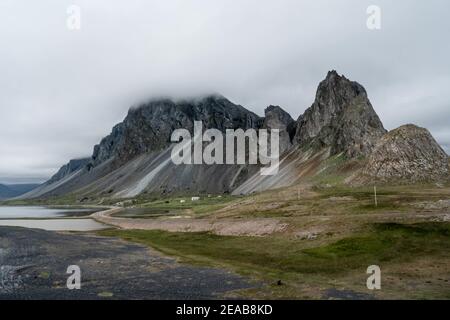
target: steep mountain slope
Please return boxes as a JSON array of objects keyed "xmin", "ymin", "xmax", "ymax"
[{"xmin": 20, "ymin": 71, "xmax": 449, "ymax": 200}]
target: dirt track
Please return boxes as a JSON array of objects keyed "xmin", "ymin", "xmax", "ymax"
[{"xmin": 92, "ymin": 208, "xmax": 288, "ymax": 236}]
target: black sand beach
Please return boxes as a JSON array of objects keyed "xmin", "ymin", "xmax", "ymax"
[{"xmin": 0, "ymin": 226, "xmax": 254, "ymax": 300}]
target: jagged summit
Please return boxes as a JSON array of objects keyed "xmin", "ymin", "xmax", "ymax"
[{"xmin": 294, "ymin": 70, "xmax": 386, "ymax": 157}]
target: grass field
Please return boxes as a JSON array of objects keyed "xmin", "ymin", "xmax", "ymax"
[
  {"xmin": 99, "ymin": 222, "xmax": 450, "ymax": 299},
  {"xmin": 96, "ymin": 183, "xmax": 450, "ymax": 299}
]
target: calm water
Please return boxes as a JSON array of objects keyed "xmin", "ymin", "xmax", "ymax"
[
  {"xmin": 0, "ymin": 206, "xmax": 107, "ymax": 231},
  {"xmin": 0, "ymin": 219, "xmax": 107, "ymax": 231},
  {"xmin": 0, "ymin": 206, "xmax": 97, "ymax": 219}
]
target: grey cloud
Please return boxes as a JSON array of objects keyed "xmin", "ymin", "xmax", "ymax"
[{"xmin": 0, "ymin": 0, "xmax": 449, "ymax": 183}]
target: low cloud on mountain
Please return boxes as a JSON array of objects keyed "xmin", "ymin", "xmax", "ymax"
[{"xmin": 0, "ymin": 0, "xmax": 449, "ymax": 183}]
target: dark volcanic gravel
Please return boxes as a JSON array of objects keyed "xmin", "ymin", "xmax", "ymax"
[{"xmin": 0, "ymin": 226, "xmax": 255, "ymax": 300}]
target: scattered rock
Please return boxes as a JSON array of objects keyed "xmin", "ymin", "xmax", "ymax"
[
  {"xmin": 295, "ymin": 231, "xmax": 319, "ymax": 240},
  {"xmin": 414, "ymin": 199, "xmax": 450, "ymax": 210},
  {"xmin": 326, "ymin": 196, "xmax": 355, "ymax": 202},
  {"xmin": 0, "ymin": 266, "xmax": 24, "ymax": 293}
]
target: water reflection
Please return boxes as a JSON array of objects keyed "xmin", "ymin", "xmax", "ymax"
[{"xmin": 0, "ymin": 206, "xmax": 107, "ymax": 231}]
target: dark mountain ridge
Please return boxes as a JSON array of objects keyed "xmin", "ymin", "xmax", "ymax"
[{"xmin": 20, "ymin": 71, "xmax": 449, "ymax": 200}]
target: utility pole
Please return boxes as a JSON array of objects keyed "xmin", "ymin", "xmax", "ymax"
[{"xmin": 374, "ymin": 186, "xmax": 378, "ymax": 207}]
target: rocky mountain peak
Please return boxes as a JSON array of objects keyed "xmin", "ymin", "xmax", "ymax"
[
  {"xmin": 264, "ymin": 105, "xmax": 294, "ymax": 125},
  {"xmin": 294, "ymin": 70, "xmax": 386, "ymax": 158},
  {"xmin": 262, "ymin": 105, "xmax": 296, "ymax": 154},
  {"xmin": 357, "ymin": 124, "xmax": 449, "ymax": 184}
]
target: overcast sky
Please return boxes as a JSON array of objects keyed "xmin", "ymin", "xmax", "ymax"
[{"xmin": 0, "ymin": 0, "xmax": 449, "ymax": 184}]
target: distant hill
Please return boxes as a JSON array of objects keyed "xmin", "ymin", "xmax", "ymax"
[{"xmin": 0, "ymin": 184, "xmax": 40, "ymax": 200}]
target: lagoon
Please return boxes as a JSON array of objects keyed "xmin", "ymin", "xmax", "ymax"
[
  {"xmin": 0, "ymin": 206, "xmax": 98, "ymax": 219},
  {"xmin": 0, "ymin": 206, "xmax": 107, "ymax": 231},
  {"xmin": 0, "ymin": 218, "xmax": 107, "ymax": 231}
]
